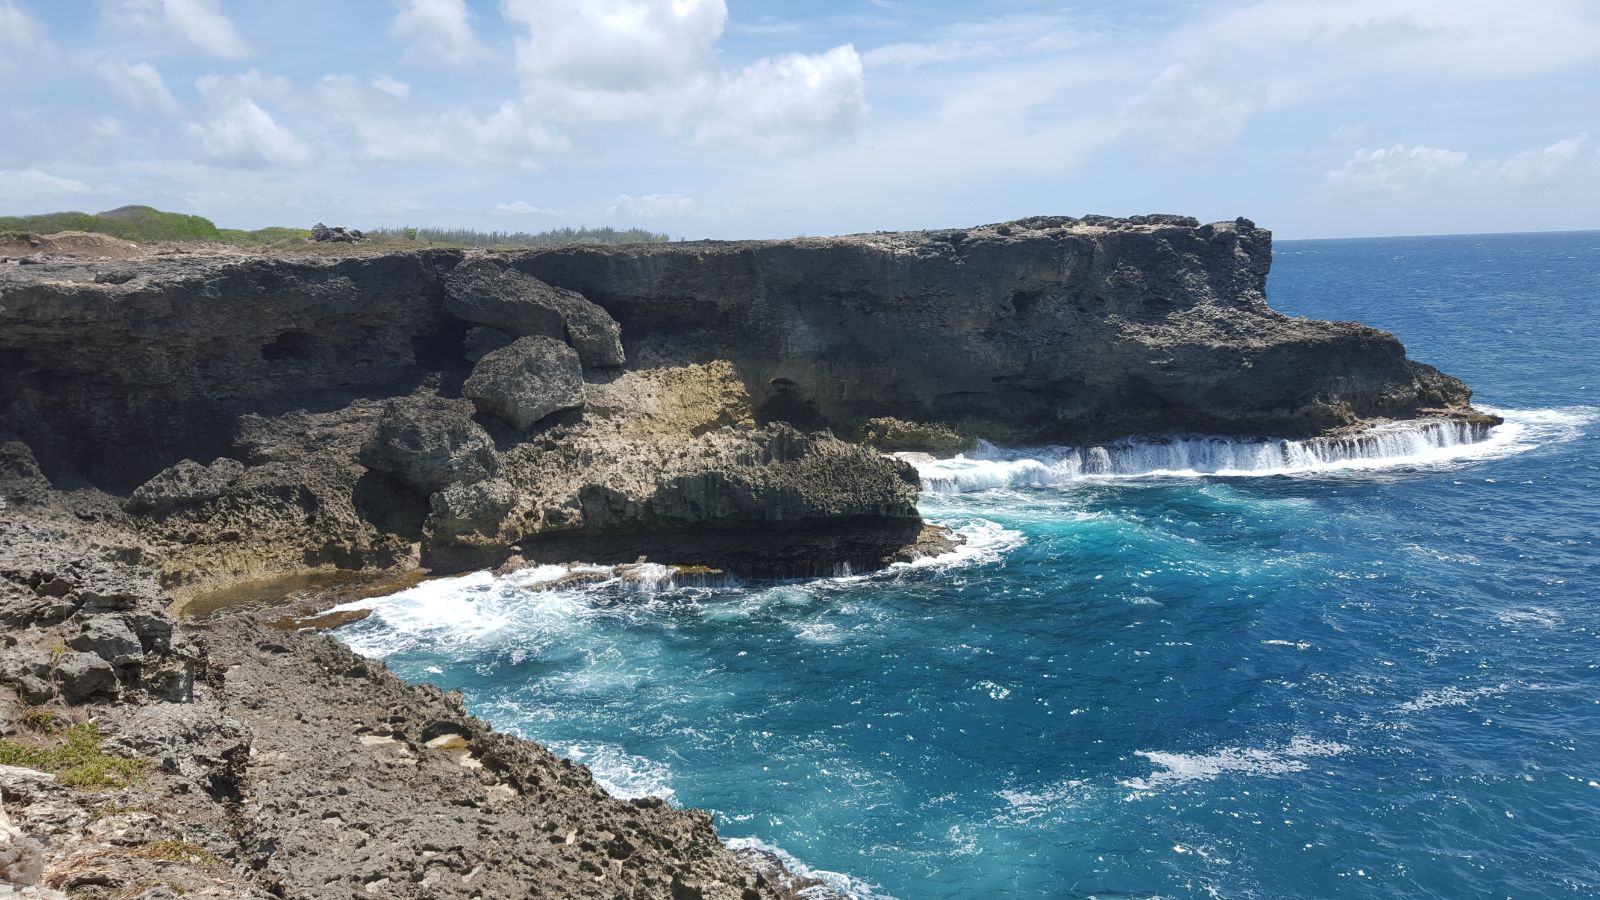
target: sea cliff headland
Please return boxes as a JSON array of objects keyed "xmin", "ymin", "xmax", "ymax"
[{"xmin": 0, "ymin": 215, "xmax": 1495, "ymax": 897}]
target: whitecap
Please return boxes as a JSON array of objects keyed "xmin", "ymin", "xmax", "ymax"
[
  {"xmin": 1120, "ymin": 736, "xmax": 1350, "ymax": 795},
  {"xmin": 1395, "ymin": 682, "xmax": 1513, "ymax": 713},
  {"xmin": 1496, "ymin": 608, "xmax": 1563, "ymax": 629},
  {"xmin": 995, "ymin": 780, "xmax": 1085, "ymax": 824}
]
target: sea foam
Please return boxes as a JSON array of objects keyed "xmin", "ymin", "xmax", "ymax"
[{"xmin": 903, "ymin": 407, "xmax": 1594, "ymax": 492}]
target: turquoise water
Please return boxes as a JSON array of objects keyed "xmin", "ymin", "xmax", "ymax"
[{"xmin": 334, "ymin": 232, "xmax": 1600, "ymax": 898}]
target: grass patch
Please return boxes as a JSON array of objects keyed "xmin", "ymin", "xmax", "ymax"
[
  {"xmin": 135, "ymin": 840, "xmax": 225, "ymax": 872},
  {"xmin": 0, "ymin": 722, "xmax": 148, "ymax": 789}
]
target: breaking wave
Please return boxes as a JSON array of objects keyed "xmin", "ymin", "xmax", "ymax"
[{"xmin": 904, "ymin": 407, "xmax": 1593, "ymax": 492}]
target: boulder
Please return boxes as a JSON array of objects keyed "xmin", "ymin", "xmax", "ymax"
[
  {"xmin": 463, "ymin": 336, "xmax": 585, "ymax": 432},
  {"xmin": 51, "ymin": 651, "xmax": 117, "ymax": 704},
  {"xmin": 428, "ymin": 478, "xmax": 517, "ymax": 541},
  {"xmin": 124, "ymin": 457, "xmax": 245, "ymax": 516},
  {"xmin": 359, "ymin": 397, "xmax": 497, "ymax": 495},
  {"xmin": 444, "ymin": 259, "xmax": 624, "ymax": 369},
  {"xmin": 68, "ymin": 616, "xmax": 144, "ymax": 667}
]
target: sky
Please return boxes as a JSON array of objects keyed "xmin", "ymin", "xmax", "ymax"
[{"xmin": 1, "ymin": 1, "xmax": 1598, "ymax": 240}]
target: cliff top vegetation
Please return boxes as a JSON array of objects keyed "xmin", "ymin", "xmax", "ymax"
[{"xmin": 0, "ymin": 206, "xmax": 672, "ymax": 250}]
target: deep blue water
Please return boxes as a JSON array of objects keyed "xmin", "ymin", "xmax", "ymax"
[{"xmin": 335, "ymin": 231, "xmax": 1600, "ymax": 898}]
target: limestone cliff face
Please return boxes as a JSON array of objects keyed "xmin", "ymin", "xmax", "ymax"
[
  {"xmin": 0, "ymin": 215, "xmax": 1490, "ymax": 588},
  {"xmin": 511, "ymin": 215, "xmax": 1482, "ymax": 443}
]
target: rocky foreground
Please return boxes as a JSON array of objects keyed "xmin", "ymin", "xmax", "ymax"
[{"xmin": 0, "ymin": 216, "xmax": 1493, "ymax": 897}]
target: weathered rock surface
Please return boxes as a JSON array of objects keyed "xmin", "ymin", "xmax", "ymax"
[
  {"xmin": 445, "ymin": 257, "xmax": 625, "ymax": 369},
  {"xmin": 462, "ymin": 334, "xmax": 586, "ymax": 430},
  {"xmin": 0, "ymin": 517, "xmax": 797, "ymax": 900},
  {"xmin": 512, "ymin": 216, "xmax": 1490, "ymax": 442},
  {"xmin": 359, "ymin": 396, "xmax": 498, "ymax": 495},
  {"xmin": 125, "ymin": 458, "xmax": 245, "ymax": 516}
]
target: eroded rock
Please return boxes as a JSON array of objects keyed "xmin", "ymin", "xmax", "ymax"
[
  {"xmin": 359, "ymin": 398, "xmax": 497, "ymax": 495},
  {"xmin": 462, "ymin": 335, "xmax": 585, "ymax": 431},
  {"xmin": 444, "ymin": 258, "xmax": 624, "ymax": 369},
  {"xmin": 124, "ymin": 458, "xmax": 245, "ymax": 516}
]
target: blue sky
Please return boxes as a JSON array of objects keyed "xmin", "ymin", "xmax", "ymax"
[{"xmin": 2, "ymin": 1, "xmax": 1598, "ymax": 239}]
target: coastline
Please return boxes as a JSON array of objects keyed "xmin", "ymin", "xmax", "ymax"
[{"xmin": 0, "ymin": 216, "xmax": 1499, "ymax": 897}]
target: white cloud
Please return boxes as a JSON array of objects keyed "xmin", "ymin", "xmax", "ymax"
[
  {"xmin": 391, "ymin": 0, "xmax": 483, "ymax": 65},
  {"xmin": 610, "ymin": 193, "xmax": 695, "ymax": 219},
  {"xmin": 1118, "ymin": 63, "xmax": 1254, "ymax": 157},
  {"xmin": 0, "ymin": 0, "xmax": 47, "ymax": 52},
  {"xmin": 1325, "ymin": 144, "xmax": 1470, "ymax": 196},
  {"xmin": 696, "ymin": 45, "xmax": 866, "ymax": 151},
  {"xmin": 499, "ymin": 0, "xmax": 865, "ymax": 151},
  {"xmin": 862, "ymin": 14, "xmax": 1087, "ymax": 68},
  {"xmin": 369, "ymin": 75, "xmax": 411, "ymax": 99},
  {"xmin": 496, "ymin": 201, "xmax": 562, "ymax": 215},
  {"xmin": 99, "ymin": 61, "xmax": 181, "ymax": 114},
  {"xmin": 185, "ymin": 98, "xmax": 312, "ymax": 168},
  {"xmin": 354, "ymin": 102, "xmax": 567, "ymax": 168},
  {"xmin": 1324, "ymin": 135, "xmax": 1592, "ymax": 197},
  {"xmin": 1499, "ymin": 134, "xmax": 1588, "ymax": 185},
  {"xmin": 503, "ymin": 0, "xmax": 725, "ymax": 97},
  {"xmin": 104, "ymin": 0, "xmax": 250, "ymax": 58},
  {"xmin": 0, "ymin": 167, "xmax": 92, "ymax": 202}
]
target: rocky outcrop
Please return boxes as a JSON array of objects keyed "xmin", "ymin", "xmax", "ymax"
[
  {"xmin": 511, "ymin": 215, "xmax": 1490, "ymax": 442},
  {"xmin": 444, "ymin": 258, "xmax": 625, "ymax": 369},
  {"xmin": 359, "ymin": 397, "xmax": 498, "ymax": 495},
  {"xmin": 0, "ymin": 215, "xmax": 1497, "ymax": 590},
  {"xmin": 0, "ymin": 513, "xmax": 798, "ymax": 900},
  {"xmin": 462, "ymin": 334, "xmax": 586, "ymax": 430}
]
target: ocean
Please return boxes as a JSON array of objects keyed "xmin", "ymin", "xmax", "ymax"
[{"xmin": 330, "ymin": 231, "xmax": 1600, "ymax": 898}]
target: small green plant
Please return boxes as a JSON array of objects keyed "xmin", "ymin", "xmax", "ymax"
[
  {"xmin": 137, "ymin": 840, "xmax": 225, "ymax": 872},
  {"xmin": 21, "ymin": 706, "xmax": 63, "ymax": 733},
  {"xmin": 403, "ymin": 226, "xmax": 418, "ymax": 241},
  {"xmin": 0, "ymin": 723, "xmax": 148, "ymax": 789},
  {"xmin": 92, "ymin": 801, "xmax": 149, "ymax": 819}
]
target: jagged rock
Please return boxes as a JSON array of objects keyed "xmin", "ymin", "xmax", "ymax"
[
  {"xmin": 428, "ymin": 478, "xmax": 517, "ymax": 542},
  {"xmin": 124, "ymin": 458, "xmax": 245, "ymax": 516},
  {"xmin": 311, "ymin": 223, "xmax": 365, "ymax": 244},
  {"xmin": 51, "ymin": 651, "xmax": 117, "ymax": 703},
  {"xmin": 513, "ymin": 217, "xmax": 1490, "ymax": 442},
  {"xmin": 0, "ymin": 798, "xmax": 47, "ymax": 891},
  {"xmin": 444, "ymin": 258, "xmax": 624, "ymax": 369},
  {"xmin": 68, "ymin": 616, "xmax": 143, "ymax": 667},
  {"xmin": 463, "ymin": 336, "xmax": 585, "ymax": 431},
  {"xmin": 858, "ymin": 417, "xmax": 975, "ymax": 455},
  {"xmin": 360, "ymin": 397, "xmax": 497, "ymax": 495}
]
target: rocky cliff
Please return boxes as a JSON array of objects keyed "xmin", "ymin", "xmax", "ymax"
[
  {"xmin": 0, "ymin": 214, "xmax": 1493, "ymax": 591},
  {"xmin": 514, "ymin": 215, "xmax": 1484, "ymax": 443},
  {"xmin": 0, "ymin": 214, "xmax": 1497, "ymax": 898}
]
